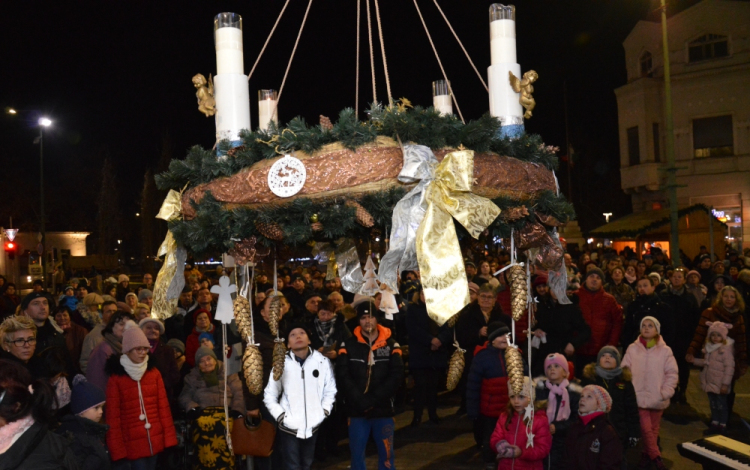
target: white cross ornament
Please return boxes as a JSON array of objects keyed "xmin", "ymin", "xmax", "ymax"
[{"xmin": 211, "ymin": 275, "xmax": 237, "ymax": 324}]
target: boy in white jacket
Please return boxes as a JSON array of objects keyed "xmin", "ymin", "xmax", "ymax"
[{"xmin": 264, "ymin": 323, "xmax": 337, "ymax": 470}]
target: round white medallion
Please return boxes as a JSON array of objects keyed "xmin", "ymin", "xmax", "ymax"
[{"xmin": 267, "ymin": 154, "xmax": 307, "ymax": 197}]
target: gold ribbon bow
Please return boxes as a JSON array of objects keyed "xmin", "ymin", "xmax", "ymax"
[
  {"xmin": 152, "ymin": 189, "xmax": 187, "ymax": 320},
  {"xmin": 416, "ymin": 150, "xmax": 501, "ymax": 325}
]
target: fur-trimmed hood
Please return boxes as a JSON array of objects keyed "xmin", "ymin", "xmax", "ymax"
[
  {"xmin": 582, "ymin": 362, "xmax": 632, "ymax": 381},
  {"xmin": 104, "ymin": 352, "xmax": 157, "ymax": 376}
]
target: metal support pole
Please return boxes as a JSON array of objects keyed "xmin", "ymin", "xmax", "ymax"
[
  {"xmin": 661, "ymin": 0, "xmax": 680, "ymax": 267},
  {"xmin": 40, "ymin": 126, "xmax": 47, "ymax": 290},
  {"xmin": 709, "ymin": 206, "xmax": 715, "ymax": 262}
]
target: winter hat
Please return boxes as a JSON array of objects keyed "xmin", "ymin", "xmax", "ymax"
[
  {"xmin": 640, "ymin": 315, "xmax": 661, "ymax": 334},
  {"xmin": 285, "ymin": 322, "xmax": 312, "ymax": 343},
  {"xmin": 70, "ymin": 375, "xmax": 106, "ymax": 416},
  {"xmin": 125, "ymin": 292, "xmax": 138, "ymax": 302},
  {"xmin": 487, "ymin": 321, "xmax": 510, "ymax": 343},
  {"xmin": 532, "ymin": 275, "xmax": 549, "ymax": 288},
  {"xmin": 648, "ymin": 272, "xmax": 661, "ymax": 284},
  {"xmin": 122, "ymin": 325, "xmax": 150, "ymax": 353},
  {"xmin": 139, "ymin": 317, "xmax": 164, "ymax": 335},
  {"xmin": 192, "ymin": 308, "xmax": 213, "ymax": 323},
  {"xmin": 21, "ymin": 292, "xmax": 46, "ymax": 311},
  {"xmin": 468, "ymin": 282, "xmax": 480, "ymax": 294},
  {"xmin": 544, "ymin": 353, "xmax": 569, "ymax": 376},
  {"xmin": 585, "ymin": 267, "xmax": 605, "ymax": 282},
  {"xmin": 687, "ymin": 270, "xmax": 701, "ymax": 281},
  {"xmin": 106, "ymin": 277, "xmax": 118, "ymax": 285},
  {"xmin": 706, "ymin": 321, "xmax": 732, "ymax": 342},
  {"xmin": 198, "ymin": 332, "xmax": 215, "ymax": 345},
  {"xmin": 195, "ymin": 346, "xmax": 218, "ymax": 364},
  {"xmin": 355, "ymin": 301, "xmax": 382, "ymax": 321},
  {"xmin": 117, "ymin": 301, "xmax": 132, "ymax": 313},
  {"xmin": 102, "ymin": 295, "xmax": 116, "ymax": 303},
  {"xmin": 118, "ymin": 274, "xmax": 130, "ymax": 283},
  {"xmin": 138, "ymin": 289, "xmax": 153, "ymax": 302},
  {"xmin": 508, "ymin": 376, "xmax": 535, "ymax": 400},
  {"xmin": 351, "ymin": 294, "xmax": 375, "ymax": 309},
  {"xmin": 167, "ymin": 339, "xmax": 185, "ymax": 355},
  {"xmin": 581, "ymin": 385, "xmax": 612, "ymax": 413},
  {"xmin": 597, "ymin": 345, "xmax": 621, "ymax": 367},
  {"xmin": 64, "ymin": 286, "xmax": 74, "ymax": 294},
  {"xmin": 83, "ymin": 293, "xmax": 104, "ymax": 307}
]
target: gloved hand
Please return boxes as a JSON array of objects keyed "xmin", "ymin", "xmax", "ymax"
[{"xmin": 629, "ymin": 437, "xmax": 640, "ymax": 448}]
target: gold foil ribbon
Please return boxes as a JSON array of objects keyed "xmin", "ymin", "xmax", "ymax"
[
  {"xmin": 416, "ymin": 150, "xmax": 501, "ymax": 325},
  {"xmin": 152, "ymin": 189, "xmax": 187, "ymax": 320}
]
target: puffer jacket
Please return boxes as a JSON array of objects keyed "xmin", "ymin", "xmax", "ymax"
[
  {"xmin": 489, "ymin": 408, "xmax": 552, "ymax": 470},
  {"xmin": 561, "ymin": 413, "xmax": 623, "ymax": 470},
  {"xmin": 580, "ymin": 364, "xmax": 640, "ymax": 442},
  {"xmin": 693, "ymin": 338, "xmax": 735, "ymax": 394},
  {"xmin": 56, "ymin": 413, "xmax": 111, "ymax": 470},
  {"xmin": 179, "ymin": 361, "xmax": 245, "ymax": 414},
  {"xmin": 264, "ymin": 348, "xmax": 337, "ymax": 439},
  {"xmin": 688, "ymin": 305, "xmax": 747, "ymax": 379},
  {"xmin": 0, "ymin": 421, "xmax": 78, "ymax": 470},
  {"xmin": 576, "ymin": 288, "xmax": 622, "ymax": 357},
  {"xmin": 336, "ymin": 324, "xmax": 404, "ymax": 418},
  {"xmin": 466, "ymin": 344, "xmax": 511, "ymax": 420},
  {"xmin": 621, "ymin": 336, "xmax": 678, "ymax": 410},
  {"xmin": 104, "ymin": 354, "xmax": 178, "ymax": 461}
]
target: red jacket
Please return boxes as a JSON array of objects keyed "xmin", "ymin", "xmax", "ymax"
[
  {"xmin": 576, "ymin": 288, "xmax": 623, "ymax": 356},
  {"xmin": 490, "ymin": 409, "xmax": 552, "ymax": 470},
  {"xmin": 105, "ymin": 354, "xmax": 177, "ymax": 461}
]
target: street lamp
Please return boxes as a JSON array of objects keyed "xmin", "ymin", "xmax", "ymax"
[{"xmin": 38, "ymin": 117, "xmax": 52, "ymax": 290}]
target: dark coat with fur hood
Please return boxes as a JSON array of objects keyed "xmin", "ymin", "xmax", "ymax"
[
  {"xmin": 580, "ymin": 363, "xmax": 640, "ymax": 443},
  {"xmin": 56, "ymin": 414, "xmax": 111, "ymax": 470}
]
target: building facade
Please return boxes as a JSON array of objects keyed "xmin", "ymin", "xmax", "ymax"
[{"xmin": 615, "ymin": 0, "xmax": 750, "ymax": 251}]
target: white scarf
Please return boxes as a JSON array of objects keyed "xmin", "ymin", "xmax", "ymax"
[{"xmin": 120, "ymin": 354, "xmax": 148, "ymax": 381}]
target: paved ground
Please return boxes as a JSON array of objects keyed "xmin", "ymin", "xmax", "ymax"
[{"xmin": 312, "ymin": 369, "xmax": 749, "ymax": 469}]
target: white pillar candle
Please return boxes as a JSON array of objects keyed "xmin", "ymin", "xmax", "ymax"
[
  {"xmin": 258, "ymin": 89, "xmax": 278, "ymax": 131},
  {"xmin": 490, "ymin": 19, "xmax": 516, "ymax": 65},
  {"xmin": 486, "ymin": 4, "xmax": 524, "ymax": 137},
  {"xmin": 213, "ymin": 13, "xmax": 251, "ymax": 148},
  {"xmin": 215, "ymin": 27, "xmax": 244, "ymax": 75},
  {"xmin": 432, "ymin": 80, "xmax": 453, "ymax": 116}
]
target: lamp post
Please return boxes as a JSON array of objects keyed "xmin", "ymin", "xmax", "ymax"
[{"xmin": 38, "ymin": 117, "xmax": 52, "ymax": 289}]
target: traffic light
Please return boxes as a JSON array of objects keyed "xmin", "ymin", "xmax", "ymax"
[{"xmin": 4, "ymin": 241, "xmax": 16, "ymax": 260}]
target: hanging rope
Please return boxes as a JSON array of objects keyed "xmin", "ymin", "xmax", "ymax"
[
  {"xmin": 365, "ymin": 0, "xmax": 377, "ymax": 102},
  {"xmin": 355, "ymin": 0, "xmax": 361, "ymax": 116},
  {"xmin": 247, "ymin": 0, "xmax": 292, "ymax": 82},
  {"xmin": 373, "ymin": 0, "xmax": 393, "ymax": 106},
  {"xmin": 412, "ymin": 0, "xmax": 465, "ymax": 123},
  {"xmin": 277, "ymin": 0, "xmax": 314, "ymax": 104},
  {"xmin": 432, "ymin": 0, "xmax": 488, "ymax": 93}
]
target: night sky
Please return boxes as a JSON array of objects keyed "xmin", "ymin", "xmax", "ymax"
[{"xmin": 0, "ymin": 0, "xmax": 702, "ymax": 259}]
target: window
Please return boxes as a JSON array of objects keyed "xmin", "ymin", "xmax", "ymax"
[
  {"xmin": 693, "ymin": 115, "xmax": 733, "ymax": 158},
  {"xmin": 652, "ymin": 123, "xmax": 661, "ymax": 163},
  {"xmin": 640, "ymin": 52, "xmax": 653, "ymax": 77},
  {"xmin": 689, "ymin": 34, "xmax": 729, "ymax": 62},
  {"xmin": 627, "ymin": 126, "xmax": 640, "ymax": 166}
]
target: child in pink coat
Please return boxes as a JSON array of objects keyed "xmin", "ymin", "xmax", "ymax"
[
  {"xmin": 621, "ymin": 316, "xmax": 678, "ymax": 470},
  {"xmin": 691, "ymin": 321, "xmax": 735, "ymax": 434},
  {"xmin": 490, "ymin": 376, "xmax": 552, "ymax": 470}
]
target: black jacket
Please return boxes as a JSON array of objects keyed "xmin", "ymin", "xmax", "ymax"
[
  {"xmin": 621, "ymin": 294, "xmax": 675, "ymax": 347},
  {"xmin": 55, "ymin": 414, "xmax": 110, "ymax": 470},
  {"xmin": 455, "ymin": 302, "xmax": 511, "ymax": 362},
  {"xmin": 531, "ymin": 294, "xmax": 591, "ymax": 376},
  {"xmin": 0, "ymin": 422, "xmax": 78, "ymax": 470},
  {"xmin": 307, "ymin": 312, "xmax": 352, "ymax": 352},
  {"xmin": 405, "ymin": 302, "xmax": 452, "ymax": 370},
  {"xmin": 562, "ymin": 413, "xmax": 623, "ymax": 470},
  {"xmin": 580, "ymin": 363, "xmax": 640, "ymax": 443},
  {"xmin": 658, "ymin": 287, "xmax": 699, "ymax": 354},
  {"xmin": 336, "ymin": 324, "xmax": 404, "ymax": 418}
]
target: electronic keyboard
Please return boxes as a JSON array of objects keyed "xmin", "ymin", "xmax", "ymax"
[{"xmin": 678, "ymin": 435, "xmax": 750, "ymax": 469}]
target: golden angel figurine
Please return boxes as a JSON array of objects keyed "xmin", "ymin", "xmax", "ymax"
[
  {"xmin": 192, "ymin": 73, "xmax": 216, "ymax": 117},
  {"xmin": 509, "ymin": 70, "xmax": 538, "ymax": 119}
]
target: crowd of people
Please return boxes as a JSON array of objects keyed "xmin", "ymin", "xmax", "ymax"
[{"xmin": 0, "ymin": 244, "xmax": 748, "ymax": 470}]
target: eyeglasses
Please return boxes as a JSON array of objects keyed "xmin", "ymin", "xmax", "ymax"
[
  {"xmin": 7, "ymin": 337, "xmax": 36, "ymax": 347},
  {"xmin": 132, "ymin": 347, "xmax": 150, "ymax": 353}
]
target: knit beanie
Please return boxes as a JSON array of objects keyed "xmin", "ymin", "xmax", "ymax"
[
  {"xmin": 532, "ymin": 275, "xmax": 549, "ymax": 288},
  {"xmin": 139, "ymin": 317, "xmax": 164, "ymax": 334},
  {"xmin": 21, "ymin": 292, "xmax": 46, "ymax": 311},
  {"xmin": 468, "ymin": 282, "xmax": 480, "ymax": 294},
  {"xmin": 597, "ymin": 345, "xmax": 621, "ymax": 367},
  {"xmin": 118, "ymin": 274, "xmax": 130, "ymax": 283},
  {"xmin": 70, "ymin": 375, "xmax": 106, "ymax": 416},
  {"xmin": 167, "ymin": 339, "xmax": 185, "ymax": 355},
  {"xmin": 508, "ymin": 376, "xmax": 535, "ymax": 401},
  {"xmin": 544, "ymin": 353, "xmax": 569, "ymax": 376},
  {"xmin": 285, "ymin": 323, "xmax": 312, "ymax": 343},
  {"xmin": 687, "ymin": 270, "xmax": 701, "ymax": 281},
  {"xmin": 355, "ymin": 301, "xmax": 382, "ymax": 321},
  {"xmin": 706, "ymin": 321, "xmax": 732, "ymax": 342},
  {"xmin": 122, "ymin": 325, "xmax": 150, "ymax": 353},
  {"xmin": 648, "ymin": 272, "xmax": 661, "ymax": 284},
  {"xmin": 198, "ymin": 332, "xmax": 215, "ymax": 345},
  {"xmin": 640, "ymin": 315, "xmax": 661, "ymax": 334},
  {"xmin": 582, "ymin": 385, "xmax": 612, "ymax": 413},
  {"xmin": 83, "ymin": 293, "xmax": 104, "ymax": 307},
  {"xmin": 125, "ymin": 292, "xmax": 138, "ymax": 303},
  {"xmin": 585, "ymin": 267, "xmax": 605, "ymax": 282},
  {"xmin": 195, "ymin": 346, "xmax": 218, "ymax": 364},
  {"xmin": 487, "ymin": 321, "xmax": 510, "ymax": 343},
  {"xmin": 138, "ymin": 289, "xmax": 153, "ymax": 302}
]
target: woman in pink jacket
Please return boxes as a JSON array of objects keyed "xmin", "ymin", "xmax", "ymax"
[
  {"xmin": 690, "ymin": 321, "xmax": 735, "ymax": 434},
  {"xmin": 621, "ymin": 316, "xmax": 678, "ymax": 470},
  {"xmin": 489, "ymin": 376, "xmax": 552, "ymax": 470}
]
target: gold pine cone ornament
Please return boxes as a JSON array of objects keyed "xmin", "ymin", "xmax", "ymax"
[
  {"xmin": 272, "ymin": 340, "xmax": 287, "ymax": 381},
  {"xmin": 233, "ymin": 295, "xmax": 253, "ymax": 341},
  {"xmin": 505, "ymin": 346, "xmax": 525, "ymax": 396},
  {"xmin": 268, "ymin": 295, "xmax": 281, "ymax": 337},
  {"xmin": 446, "ymin": 346, "xmax": 466, "ymax": 392},
  {"xmin": 508, "ymin": 265, "xmax": 527, "ymax": 321},
  {"xmin": 242, "ymin": 345, "xmax": 264, "ymax": 395}
]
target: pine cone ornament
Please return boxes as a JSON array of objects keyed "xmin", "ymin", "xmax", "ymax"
[
  {"xmin": 272, "ymin": 340, "xmax": 287, "ymax": 381},
  {"xmin": 255, "ymin": 221, "xmax": 285, "ymax": 241},
  {"xmin": 509, "ymin": 265, "xmax": 527, "ymax": 321},
  {"xmin": 320, "ymin": 115, "xmax": 334, "ymax": 131},
  {"xmin": 505, "ymin": 346, "xmax": 525, "ymax": 396},
  {"xmin": 268, "ymin": 295, "xmax": 281, "ymax": 337},
  {"xmin": 446, "ymin": 310, "xmax": 464, "ymax": 329},
  {"xmin": 446, "ymin": 347, "xmax": 466, "ymax": 392},
  {"xmin": 346, "ymin": 200, "xmax": 374, "ymax": 228},
  {"xmin": 233, "ymin": 295, "xmax": 253, "ymax": 341},
  {"xmin": 242, "ymin": 344, "xmax": 264, "ymax": 395}
]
